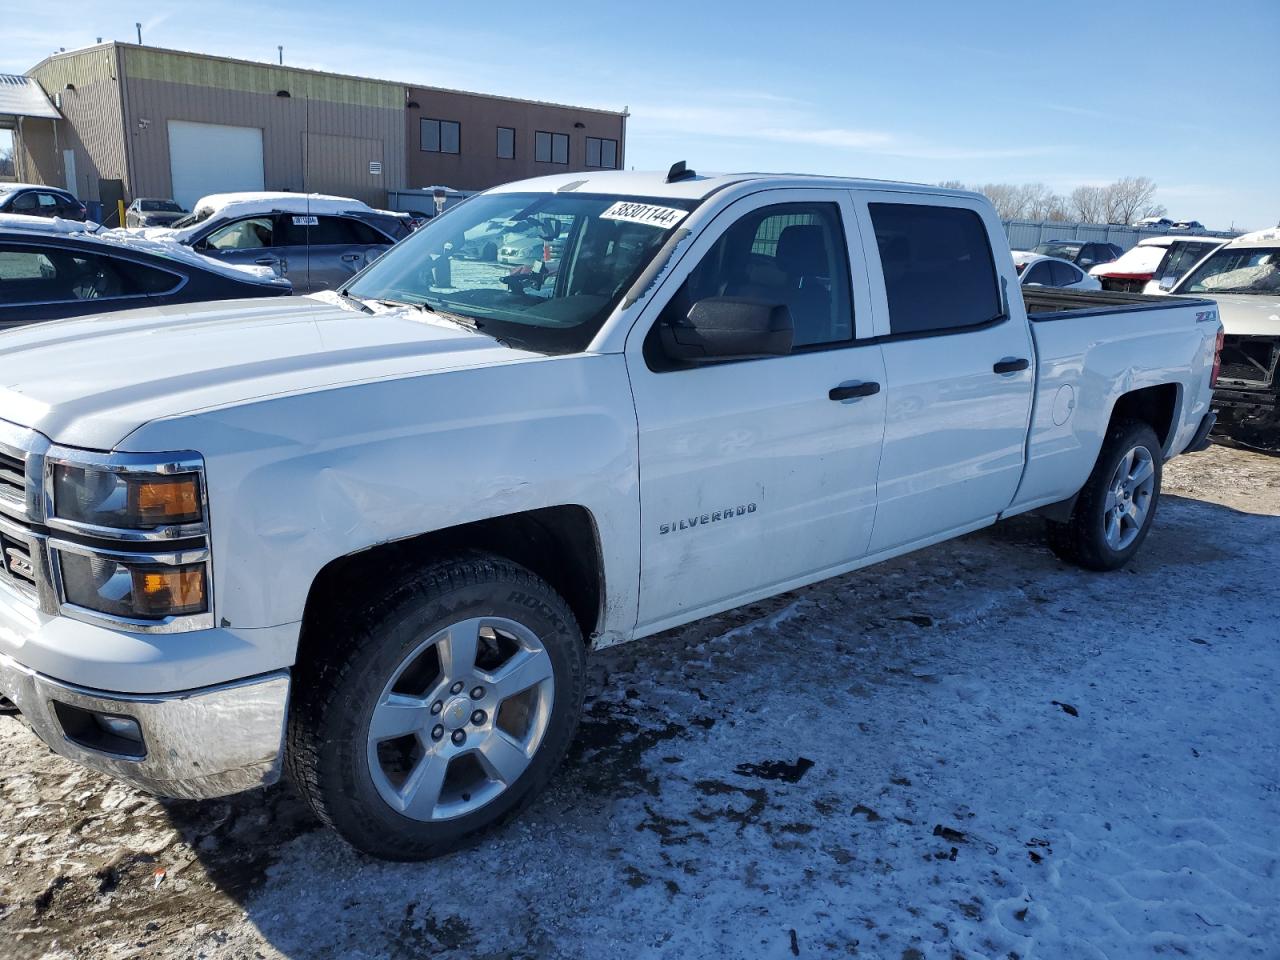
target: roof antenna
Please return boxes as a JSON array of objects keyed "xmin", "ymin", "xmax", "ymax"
[{"xmin": 666, "ymin": 161, "xmax": 696, "ymax": 183}]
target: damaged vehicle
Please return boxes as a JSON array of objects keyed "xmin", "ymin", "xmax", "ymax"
[
  {"xmin": 1169, "ymin": 229, "xmax": 1280, "ymax": 432},
  {"xmin": 0, "ymin": 168, "xmax": 1221, "ymax": 861}
]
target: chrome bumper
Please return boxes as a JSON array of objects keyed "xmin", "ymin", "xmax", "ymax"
[{"xmin": 0, "ymin": 651, "xmax": 289, "ymax": 799}]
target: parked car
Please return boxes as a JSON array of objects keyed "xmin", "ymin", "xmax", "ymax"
[
  {"xmin": 1141, "ymin": 237, "xmax": 1228, "ymax": 294},
  {"xmin": 1169, "ymin": 229, "xmax": 1280, "ymax": 432},
  {"xmin": 0, "ymin": 213, "xmax": 290, "ymax": 323},
  {"xmin": 144, "ymin": 192, "xmax": 414, "ymax": 294},
  {"xmin": 125, "ymin": 198, "xmax": 187, "ymax": 228},
  {"xmin": 1134, "ymin": 216, "xmax": 1174, "ymax": 229},
  {"xmin": 0, "ymin": 170, "xmax": 1220, "ymax": 861},
  {"xmin": 1031, "ymin": 239, "xmax": 1122, "ymax": 269},
  {"xmin": 0, "ymin": 183, "xmax": 87, "ymax": 222},
  {"xmin": 1171, "ymin": 220, "xmax": 1205, "ymax": 232},
  {"xmin": 459, "ymin": 217, "xmax": 512, "ymax": 260},
  {"xmin": 1011, "ymin": 252, "xmax": 1101, "ymax": 290}
]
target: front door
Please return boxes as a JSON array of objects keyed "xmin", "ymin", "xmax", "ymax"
[
  {"xmin": 853, "ymin": 192, "xmax": 1035, "ymax": 553},
  {"xmin": 304, "ymin": 215, "xmax": 390, "ymax": 292},
  {"xmin": 627, "ymin": 190, "xmax": 887, "ymax": 634}
]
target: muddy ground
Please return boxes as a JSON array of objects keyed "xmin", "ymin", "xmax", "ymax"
[{"xmin": 2, "ymin": 442, "xmax": 1277, "ymax": 960}]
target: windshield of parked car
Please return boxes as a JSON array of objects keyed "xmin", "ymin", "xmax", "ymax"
[
  {"xmin": 1033, "ymin": 241, "xmax": 1084, "ymax": 259},
  {"xmin": 345, "ymin": 192, "xmax": 698, "ymax": 353},
  {"xmin": 1180, "ymin": 247, "xmax": 1280, "ymax": 295},
  {"xmin": 141, "ymin": 199, "xmax": 183, "ymax": 212}
]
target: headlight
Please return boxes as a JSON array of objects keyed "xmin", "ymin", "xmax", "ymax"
[
  {"xmin": 52, "ymin": 464, "xmax": 203, "ymax": 530},
  {"xmin": 58, "ymin": 551, "xmax": 208, "ymax": 621}
]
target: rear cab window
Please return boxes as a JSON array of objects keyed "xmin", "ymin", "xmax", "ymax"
[{"xmin": 869, "ymin": 202, "xmax": 1001, "ymax": 335}]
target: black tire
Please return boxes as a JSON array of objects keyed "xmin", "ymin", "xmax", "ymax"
[
  {"xmin": 1047, "ymin": 418, "xmax": 1163, "ymax": 571},
  {"xmin": 286, "ymin": 554, "xmax": 585, "ymax": 861}
]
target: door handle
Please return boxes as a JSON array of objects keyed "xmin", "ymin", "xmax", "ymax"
[
  {"xmin": 341, "ymin": 253, "xmax": 362, "ymax": 263},
  {"xmin": 829, "ymin": 381, "xmax": 881, "ymax": 401},
  {"xmin": 993, "ymin": 357, "xmax": 1030, "ymax": 374},
  {"xmin": 254, "ymin": 257, "xmax": 278, "ymax": 265}
]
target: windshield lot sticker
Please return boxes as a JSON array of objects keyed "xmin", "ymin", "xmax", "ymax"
[
  {"xmin": 601, "ymin": 202, "xmax": 688, "ymax": 229},
  {"xmin": 292, "ymin": 215, "xmax": 318, "ymax": 226}
]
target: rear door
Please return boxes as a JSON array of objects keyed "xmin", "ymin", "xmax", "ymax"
[
  {"xmin": 305, "ymin": 215, "xmax": 393, "ymax": 292},
  {"xmin": 853, "ymin": 192, "xmax": 1035, "ymax": 553},
  {"xmin": 626, "ymin": 189, "xmax": 887, "ymax": 632}
]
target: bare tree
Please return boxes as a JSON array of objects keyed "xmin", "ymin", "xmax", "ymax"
[
  {"xmin": 1020, "ymin": 183, "xmax": 1065, "ymax": 221},
  {"xmin": 1104, "ymin": 176, "xmax": 1166, "ymax": 224},
  {"xmin": 1070, "ymin": 185, "xmax": 1108, "ymax": 223}
]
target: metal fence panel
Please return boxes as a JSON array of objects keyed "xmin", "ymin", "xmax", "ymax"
[{"xmin": 999, "ymin": 219, "xmax": 1238, "ymax": 252}]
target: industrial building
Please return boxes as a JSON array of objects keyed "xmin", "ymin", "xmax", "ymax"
[{"xmin": 4, "ymin": 43, "xmax": 626, "ymax": 218}]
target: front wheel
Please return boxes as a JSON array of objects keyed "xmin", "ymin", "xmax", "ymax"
[
  {"xmin": 286, "ymin": 555, "xmax": 586, "ymax": 860},
  {"xmin": 1047, "ymin": 418, "xmax": 1163, "ymax": 571}
]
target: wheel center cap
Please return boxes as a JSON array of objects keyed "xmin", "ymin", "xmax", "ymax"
[{"xmin": 442, "ymin": 696, "xmax": 471, "ymax": 731}]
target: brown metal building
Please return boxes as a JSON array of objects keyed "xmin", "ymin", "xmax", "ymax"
[{"xmin": 10, "ymin": 43, "xmax": 626, "ymax": 216}]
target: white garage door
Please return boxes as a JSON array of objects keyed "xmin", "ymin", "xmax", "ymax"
[{"xmin": 167, "ymin": 120, "xmax": 264, "ymax": 210}]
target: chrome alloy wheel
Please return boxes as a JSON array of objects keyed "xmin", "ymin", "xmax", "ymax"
[
  {"xmin": 1103, "ymin": 444, "xmax": 1156, "ymax": 551},
  {"xmin": 366, "ymin": 617, "xmax": 555, "ymax": 821}
]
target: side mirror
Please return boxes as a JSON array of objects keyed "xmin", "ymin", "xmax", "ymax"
[{"xmin": 660, "ymin": 297, "xmax": 794, "ymax": 362}]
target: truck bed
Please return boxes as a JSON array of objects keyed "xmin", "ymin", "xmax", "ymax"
[{"xmin": 1023, "ymin": 287, "xmax": 1213, "ymax": 320}]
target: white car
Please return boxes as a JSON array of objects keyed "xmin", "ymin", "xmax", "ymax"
[
  {"xmin": 1011, "ymin": 251, "xmax": 1101, "ymax": 290},
  {"xmin": 0, "ymin": 169, "xmax": 1221, "ymax": 861}
]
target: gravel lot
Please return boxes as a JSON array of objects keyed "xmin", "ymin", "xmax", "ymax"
[{"xmin": 3, "ymin": 442, "xmax": 1277, "ymax": 960}]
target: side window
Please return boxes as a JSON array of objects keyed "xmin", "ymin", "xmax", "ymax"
[
  {"xmin": 659, "ymin": 202, "xmax": 854, "ymax": 350},
  {"xmin": 1049, "ymin": 261, "xmax": 1079, "ymax": 286},
  {"xmin": 308, "ymin": 216, "xmax": 387, "ymax": 246},
  {"xmin": 0, "ymin": 244, "xmax": 177, "ymax": 302},
  {"xmin": 205, "ymin": 217, "xmax": 274, "ymax": 251},
  {"xmin": 36, "ymin": 193, "xmax": 59, "ymax": 210},
  {"xmin": 9, "ymin": 192, "xmax": 37, "ymax": 211},
  {"xmin": 869, "ymin": 202, "xmax": 1001, "ymax": 335},
  {"xmin": 1023, "ymin": 261, "xmax": 1053, "ymax": 285}
]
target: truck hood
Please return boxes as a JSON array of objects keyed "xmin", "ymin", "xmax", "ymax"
[
  {"xmin": 1205, "ymin": 293, "xmax": 1280, "ymax": 337},
  {"xmin": 0, "ymin": 296, "xmax": 538, "ymax": 450}
]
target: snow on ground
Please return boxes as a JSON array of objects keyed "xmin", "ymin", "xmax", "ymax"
[{"xmin": 2, "ymin": 444, "xmax": 1277, "ymax": 960}]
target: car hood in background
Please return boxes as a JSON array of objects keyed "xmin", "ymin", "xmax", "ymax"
[
  {"xmin": 1200, "ymin": 293, "xmax": 1280, "ymax": 337},
  {"xmin": 0, "ymin": 296, "xmax": 537, "ymax": 450}
]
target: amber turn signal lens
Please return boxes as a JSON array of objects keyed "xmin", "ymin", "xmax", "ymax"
[
  {"xmin": 131, "ymin": 565, "xmax": 207, "ymax": 617},
  {"xmin": 130, "ymin": 476, "xmax": 202, "ymax": 526}
]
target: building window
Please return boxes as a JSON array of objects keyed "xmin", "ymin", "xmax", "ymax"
[
  {"xmin": 421, "ymin": 118, "xmax": 460, "ymax": 154},
  {"xmin": 586, "ymin": 137, "xmax": 618, "ymax": 169},
  {"xmin": 497, "ymin": 126, "xmax": 515, "ymax": 160},
  {"xmin": 534, "ymin": 131, "xmax": 569, "ymax": 165}
]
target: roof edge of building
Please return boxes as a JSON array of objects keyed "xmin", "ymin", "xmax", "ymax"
[{"xmin": 26, "ymin": 41, "xmax": 626, "ymax": 118}]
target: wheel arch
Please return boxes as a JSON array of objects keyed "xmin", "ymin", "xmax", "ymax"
[
  {"xmin": 297, "ymin": 505, "xmax": 605, "ymax": 669},
  {"xmin": 1108, "ymin": 382, "xmax": 1181, "ymax": 455}
]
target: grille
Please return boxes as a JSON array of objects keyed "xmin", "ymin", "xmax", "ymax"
[
  {"xmin": 0, "ymin": 449, "xmax": 25, "ymax": 502},
  {"xmin": 0, "ymin": 529, "xmax": 35, "ymax": 590}
]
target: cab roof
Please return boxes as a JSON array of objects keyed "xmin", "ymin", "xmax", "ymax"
[{"xmin": 485, "ymin": 169, "xmax": 987, "ymax": 204}]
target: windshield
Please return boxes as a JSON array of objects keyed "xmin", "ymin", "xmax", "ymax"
[
  {"xmin": 1034, "ymin": 241, "xmax": 1084, "ymax": 259},
  {"xmin": 345, "ymin": 192, "xmax": 698, "ymax": 353},
  {"xmin": 141, "ymin": 199, "xmax": 183, "ymax": 212},
  {"xmin": 1180, "ymin": 247, "xmax": 1280, "ymax": 295}
]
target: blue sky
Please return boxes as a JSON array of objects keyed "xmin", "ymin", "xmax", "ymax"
[{"xmin": 4, "ymin": 0, "xmax": 1276, "ymax": 229}]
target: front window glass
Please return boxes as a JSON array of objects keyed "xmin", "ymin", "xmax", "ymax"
[
  {"xmin": 1034, "ymin": 241, "xmax": 1084, "ymax": 261},
  {"xmin": 1181, "ymin": 247, "xmax": 1280, "ymax": 295},
  {"xmin": 346, "ymin": 192, "xmax": 698, "ymax": 354},
  {"xmin": 205, "ymin": 217, "xmax": 274, "ymax": 250},
  {"xmin": 141, "ymin": 199, "xmax": 183, "ymax": 212}
]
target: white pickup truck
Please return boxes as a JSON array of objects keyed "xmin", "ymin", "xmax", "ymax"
[{"xmin": 0, "ymin": 168, "xmax": 1221, "ymax": 860}]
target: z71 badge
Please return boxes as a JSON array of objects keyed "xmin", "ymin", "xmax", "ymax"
[{"xmin": 659, "ymin": 503, "xmax": 756, "ymax": 535}]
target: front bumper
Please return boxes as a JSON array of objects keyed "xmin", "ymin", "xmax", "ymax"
[{"xmin": 0, "ymin": 650, "xmax": 289, "ymax": 799}]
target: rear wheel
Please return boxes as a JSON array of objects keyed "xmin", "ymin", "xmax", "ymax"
[
  {"xmin": 1047, "ymin": 418, "xmax": 1162, "ymax": 571},
  {"xmin": 287, "ymin": 555, "xmax": 585, "ymax": 860}
]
